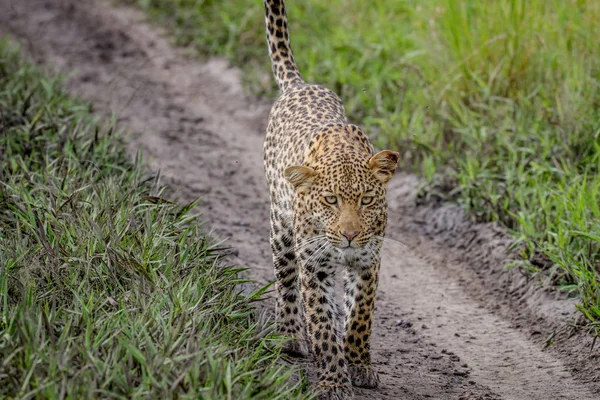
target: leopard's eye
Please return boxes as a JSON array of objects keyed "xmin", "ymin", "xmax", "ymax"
[
  {"xmin": 324, "ymin": 195, "xmax": 338, "ymax": 205},
  {"xmin": 361, "ymin": 196, "xmax": 374, "ymax": 206}
]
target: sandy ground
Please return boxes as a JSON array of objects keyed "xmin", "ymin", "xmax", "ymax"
[{"xmin": 1, "ymin": 0, "xmax": 598, "ymax": 399}]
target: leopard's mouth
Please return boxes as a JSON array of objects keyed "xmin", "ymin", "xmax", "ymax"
[
  {"xmin": 325, "ymin": 232, "xmax": 368, "ymax": 249},
  {"xmin": 337, "ymin": 238, "xmax": 365, "ymax": 250}
]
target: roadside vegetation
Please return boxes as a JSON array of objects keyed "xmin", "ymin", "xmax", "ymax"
[
  {"xmin": 0, "ymin": 39, "xmax": 306, "ymax": 399},
  {"xmin": 122, "ymin": 0, "xmax": 600, "ymax": 333}
]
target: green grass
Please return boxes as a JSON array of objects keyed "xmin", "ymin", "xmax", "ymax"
[
  {"xmin": 0, "ymin": 39, "xmax": 308, "ymax": 399},
  {"xmin": 122, "ymin": 0, "xmax": 600, "ymax": 333}
]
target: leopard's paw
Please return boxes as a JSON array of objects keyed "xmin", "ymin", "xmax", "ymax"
[{"xmin": 349, "ymin": 364, "xmax": 379, "ymax": 388}]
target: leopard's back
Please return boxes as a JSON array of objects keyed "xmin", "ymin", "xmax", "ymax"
[{"xmin": 264, "ymin": 84, "xmax": 347, "ymax": 203}]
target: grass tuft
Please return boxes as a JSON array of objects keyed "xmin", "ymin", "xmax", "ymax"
[{"xmin": 0, "ymin": 39, "xmax": 307, "ymax": 399}]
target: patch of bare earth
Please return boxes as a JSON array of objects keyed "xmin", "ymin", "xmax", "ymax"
[{"xmin": 1, "ymin": 0, "xmax": 597, "ymax": 398}]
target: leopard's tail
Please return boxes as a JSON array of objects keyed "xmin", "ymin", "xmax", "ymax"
[{"xmin": 264, "ymin": 0, "xmax": 304, "ymax": 91}]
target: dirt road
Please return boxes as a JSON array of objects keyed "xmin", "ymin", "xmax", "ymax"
[{"xmin": 1, "ymin": 1, "xmax": 598, "ymax": 398}]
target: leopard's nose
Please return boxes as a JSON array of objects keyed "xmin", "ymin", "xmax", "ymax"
[{"xmin": 341, "ymin": 231, "xmax": 359, "ymax": 241}]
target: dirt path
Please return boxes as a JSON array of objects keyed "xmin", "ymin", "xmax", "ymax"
[{"xmin": 2, "ymin": 1, "xmax": 598, "ymax": 399}]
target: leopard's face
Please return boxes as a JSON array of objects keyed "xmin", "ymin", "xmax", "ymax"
[
  {"xmin": 285, "ymin": 145, "xmax": 399, "ymax": 257},
  {"xmin": 304, "ymin": 163, "xmax": 387, "ymax": 250}
]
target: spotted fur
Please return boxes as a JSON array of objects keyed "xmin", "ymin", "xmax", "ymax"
[{"xmin": 263, "ymin": 1, "xmax": 399, "ymax": 399}]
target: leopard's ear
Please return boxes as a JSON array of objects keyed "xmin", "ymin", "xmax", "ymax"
[
  {"xmin": 284, "ymin": 165, "xmax": 317, "ymax": 193},
  {"xmin": 369, "ymin": 150, "xmax": 399, "ymax": 184}
]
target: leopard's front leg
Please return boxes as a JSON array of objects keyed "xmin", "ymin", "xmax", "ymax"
[
  {"xmin": 299, "ymin": 250, "xmax": 353, "ymax": 399},
  {"xmin": 270, "ymin": 205, "xmax": 308, "ymax": 357},
  {"xmin": 343, "ymin": 261, "xmax": 380, "ymax": 388}
]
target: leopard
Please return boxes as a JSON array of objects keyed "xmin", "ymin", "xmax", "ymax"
[{"xmin": 263, "ymin": 0, "xmax": 399, "ymax": 399}]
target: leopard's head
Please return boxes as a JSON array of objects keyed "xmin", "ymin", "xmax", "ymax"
[{"xmin": 285, "ymin": 124, "xmax": 398, "ymax": 254}]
